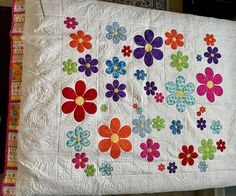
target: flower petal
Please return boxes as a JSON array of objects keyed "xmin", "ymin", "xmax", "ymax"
[
  {"xmin": 75, "ymin": 80, "xmax": 86, "ymax": 96},
  {"xmin": 213, "ymin": 86, "xmax": 223, "ymax": 96},
  {"xmin": 183, "ymin": 83, "xmax": 195, "ymax": 94},
  {"xmin": 98, "ymin": 125, "xmax": 112, "ymax": 137},
  {"xmin": 81, "ymin": 139, "xmax": 90, "ymax": 147},
  {"xmin": 196, "ymin": 73, "xmax": 208, "ymax": 84},
  {"xmin": 110, "ymin": 143, "xmax": 121, "ymax": 159},
  {"xmin": 134, "ymin": 48, "xmax": 145, "ymax": 59},
  {"xmin": 145, "ymin": 30, "xmax": 154, "ymax": 43},
  {"xmin": 184, "ymin": 95, "xmax": 196, "ymax": 106},
  {"xmin": 140, "ymin": 143, "xmax": 148, "ymax": 150},
  {"xmin": 152, "ymin": 49, "xmax": 163, "ymax": 60},
  {"xmin": 119, "ymin": 139, "xmax": 132, "ymax": 152},
  {"xmin": 118, "ymin": 125, "xmax": 131, "ymax": 138},
  {"xmin": 197, "ymin": 85, "xmax": 208, "ymax": 96},
  {"xmin": 166, "ymin": 94, "xmax": 178, "ymax": 105},
  {"xmin": 74, "ymin": 142, "xmax": 83, "ymax": 151},
  {"xmin": 205, "ymin": 67, "xmax": 214, "ymax": 80},
  {"xmin": 62, "ymin": 87, "xmax": 77, "ymax": 99},
  {"xmin": 147, "ymin": 138, "xmax": 153, "ymax": 148},
  {"xmin": 83, "ymin": 89, "xmax": 97, "ymax": 100},
  {"xmin": 110, "ymin": 118, "xmax": 121, "ymax": 134},
  {"xmin": 144, "ymin": 52, "xmax": 153, "ymax": 66},
  {"xmin": 134, "ymin": 35, "xmax": 146, "ymax": 46},
  {"xmin": 176, "ymin": 99, "xmax": 186, "ymax": 112},
  {"xmin": 99, "ymin": 139, "xmax": 112, "ymax": 152},
  {"xmin": 176, "ymin": 75, "xmax": 185, "ymax": 89},
  {"xmin": 206, "ymin": 89, "xmax": 215, "ymax": 102},
  {"xmin": 213, "ymin": 74, "xmax": 222, "ymax": 84},
  {"xmin": 83, "ymin": 102, "xmax": 97, "ymax": 114},
  {"xmin": 66, "ymin": 139, "xmax": 76, "ymax": 147},
  {"xmin": 74, "ymin": 106, "xmax": 85, "ymax": 122},
  {"xmin": 166, "ymin": 82, "xmax": 177, "ymax": 93},
  {"xmin": 152, "ymin": 36, "xmax": 163, "ymax": 48},
  {"xmin": 61, "ymin": 101, "xmax": 76, "ymax": 114},
  {"xmin": 147, "ymin": 153, "xmax": 154, "ymax": 162}
]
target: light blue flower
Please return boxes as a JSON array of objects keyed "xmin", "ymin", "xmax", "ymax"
[
  {"xmin": 99, "ymin": 162, "xmax": 113, "ymax": 176},
  {"xmin": 134, "ymin": 69, "xmax": 147, "ymax": 81},
  {"xmin": 136, "ymin": 107, "xmax": 143, "ymax": 115},
  {"xmin": 66, "ymin": 126, "xmax": 90, "ymax": 151},
  {"xmin": 198, "ymin": 160, "xmax": 208, "ymax": 172},
  {"xmin": 105, "ymin": 57, "xmax": 126, "ymax": 78},
  {"xmin": 106, "ymin": 22, "xmax": 127, "ymax": 44},
  {"xmin": 196, "ymin": 54, "xmax": 202, "ymax": 61},
  {"xmin": 210, "ymin": 120, "xmax": 222, "ymax": 134},
  {"xmin": 132, "ymin": 115, "xmax": 152, "ymax": 138},
  {"xmin": 169, "ymin": 120, "xmax": 183, "ymax": 135},
  {"xmin": 166, "ymin": 75, "xmax": 196, "ymax": 113}
]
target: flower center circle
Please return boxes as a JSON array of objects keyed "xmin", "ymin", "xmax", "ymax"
[
  {"xmin": 145, "ymin": 43, "xmax": 153, "ymax": 52},
  {"xmin": 147, "ymin": 148, "xmax": 152, "ymax": 153},
  {"xmin": 140, "ymin": 123, "xmax": 145, "ymax": 129},
  {"xmin": 172, "ymin": 37, "xmax": 177, "ymax": 42},
  {"xmin": 114, "ymin": 88, "xmax": 119, "ymax": 93},
  {"xmin": 206, "ymin": 147, "xmax": 210, "ymax": 152},
  {"xmin": 148, "ymin": 87, "xmax": 152, "ymax": 91},
  {"xmin": 78, "ymin": 38, "xmax": 83, "ymax": 44},
  {"xmin": 110, "ymin": 134, "xmax": 119, "ymax": 143},
  {"xmin": 207, "ymin": 81, "xmax": 214, "ymax": 89},
  {"xmin": 85, "ymin": 63, "xmax": 91, "ymax": 68},
  {"xmin": 178, "ymin": 59, "xmax": 182, "ymax": 64},
  {"xmin": 209, "ymin": 38, "xmax": 212, "ymax": 41},
  {"xmin": 76, "ymin": 136, "xmax": 81, "ymax": 142},
  {"xmin": 186, "ymin": 154, "xmax": 191, "ymax": 158},
  {"xmin": 75, "ymin": 96, "xmax": 85, "ymax": 106},
  {"xmin": 176, "ymin": 91, "xmax": 185, "ymax": 99},
  {"xmin": 113, "ymin": 31, "xmax": 118, "ymax": 36},
  {"xmin": 78, "ymin": 158, "xmax": 82, "ymax": 162},
  {"xmin": 210, "ymin": 53, "xmax": 214, "ymax": 57},
  {"xmin": 113, "ymin": 65, "xmax": 118, "ymax": 70}
]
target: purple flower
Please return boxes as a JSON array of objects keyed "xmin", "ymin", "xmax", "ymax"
[
  {"xmin": 197, "ymin": 118, "xmax": 206, "ymax": 130},
  {"xmin": 140, "ymin": 138, "xmax": 160, "ymax": 162},
  {"xmin": 204, "ymin": 47, "xmax": 221, "ymax": 64},
  {"xmin": 105, "ymin": 80, "xmax": 126, "ymax": 102},
  {"xmin": 167, "ymin": 162, "xmax": 177, "ymax": 174},
  {"xmin": 133, "ymin": 29, "xmax": 163, "ymax": 67},
  {"xmin": 144, "ymin": 81, "xmax": 157, "ymax": 95},
  {"xmin": 78, "ymin": 54, "xmax": 99, "ymax": 77}
]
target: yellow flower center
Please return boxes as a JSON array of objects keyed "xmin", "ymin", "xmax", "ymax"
[
  {"xmin": 110, "ymin": 134, "xmax": 119, "ymax": 143},
  {"xmin": 210, "ymin": 53, "xmax": 214, "ymax": 57},
  {"xmin": 207, "ymin": 81, "xmax": 214, "ymax": 89},
  {"xmin": 140, "ymin": 123, "xmax": 145, "ymax": 129},
  {"xmin": 172, "ymin": 37, "xmax": 177, "ymax": 42},
  {"xmin": 85, "ymin": 63, "xmax": 91, "ymax": 68},
  {"xmin": 145, "ymin": 43, "xmax": 153, "ymax": 52},
  {"xmin": 76, "ymin": 136, "xmax": 81, "ymax": 142},
  {"xmin": 147, "ymin": 148, "xmax": 152, "ymax": 153},
  {"xmin": 78, "ymin": 38, "xmax": 83, "ymax": 44},
  {"xmin": 114, "ymin": 88, "xmax": 119, "ymax": 93},
  {"xmin": 148, "ymin": 87, "xmax": 152, "ymax": 91},
  {"xmin": 206, "ymin": 147, "xmax": 210, "ymax": 152},
  {"xmin": 176, "ymin": 91, "xmax": 185, "ymax": 99},
  {"xmin": 186, "ymin": 154, "xmax": 191, "ymax": 158},
  {"xmin": 113, "ymin": 65, "xmax": 118, "ymax": 70},
  {"xmin": 75, "ymin": 96, "xmax": 85, "ymax": 106},
  {"xmin": 209, "ymin": 38, "xmax": 212, "ymax": 41},
  {"xmin": 113, "ymin": 31, "xmax": 118, "ymax": 36},
  {"xmin": 178, "ymin": 59, "xmax": 182, "ymax": 64}
]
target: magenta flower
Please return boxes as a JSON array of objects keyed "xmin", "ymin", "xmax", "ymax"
[
  {"xmin": 140, "ymin": 138, "xmax": 160, "ymax": 162},
  {"xmin": 72, "ymin": 152, "xmax": 88, "ymax": 169},
  {"xmin": 64, "ymin": 17, "xmax": 78, "ymax": 29},
  {"xmin": 196, "ymin": 67, "xmax": 223, "ymax": 103}
]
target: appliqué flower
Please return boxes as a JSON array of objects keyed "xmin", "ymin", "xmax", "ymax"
[
  {"xmin": 165, "ymin": 29, "xmax": 184, "ymax": 50},
  {"xmin": 199, "ymin": 106, "xmax": 206, "ymax": 113},
  {"xmin": 121, "ymin": 45, "xmax": 132, "ymax": 57},
  {"xmin": 100, "ymin": 104, "xmax": 108, "ymax": 112},
  {"xmin": 158, "ymin": 163, "xmax": 165, "ymax": 172},
  {"xmin": 132, "ymin": 115, "xmax": 152, "ymax": 138},
  {"xmin": 105, "ymin": 80, "xmax": 126, "ymax": 102},
  {"xmin": 154, "ymin": 92, "xmax": 164, "ymax": 103},
  {"xmin": 198, "ymin": 139, "xmax": 217, "ymax": 160},
  {"xmin": 140, "ymin": 138, "xmax": 160, "ymax": 162},
  {"xmin": 72, "ymin": 152, "xmax": 88, "ymax": 169},
  {"xmin": 196, "ymin": 67, "xmax": 223, "ymax": 103},
  {"xmin": 133, "ymin": 29, "xmax": 163, "ymax": 66},
  {"xmin": 166, "ymin": 75, "xmax": 196, "ymax": 112},
  {"xmin": 178, "ymin": 145, "xmax": 198, "ymax": 166},
  {"xmin": 198, "ymin": 161, "xmax": 208, "ymax": 172},
  {"xmin": 84, "ymin": 164, "xmax": 96, "ymax": 177},
  {"xmin": 62, "ymin": 59, "xmax": 77, "ymax": 75},
  {"xmin": 98, "ymin": 118, "xmax": 132, "ymax": 159},
  {"xmin": 144, "ymin": 81, "xmax": 157, "ymax": 95},
  {"xmin": 64, "ymin": 17, "xmax": 78, "ymax": 29},
  {"xmin": 197, "ymin": 118, "xmax": 206, "ymax": 130},
  {"xmin": 61, "ymin": 80, "xmax": 97, "ymax": 122},
  {"xmin": 134, "ymin": 69, "xmax": 147, "ymax": 81},
  {"xmin": 167, "ymin": 162, "xmax": 177, "ymax": 174},
  {"xmin": 105, "ymin": 57, "xmax": 126, "ymax": 78},
  {"xmin": 204, "ymin": 34, "xmax": 216, "ymax": 46},
  {"xmin": 106, "ymin": 22, "xmax": 127, "ymax": 44},
  {"xmin": 170, "ymin": 120, "xmax": 183, "ymax": 135},
  {"xmin": 197, "ymin": 111, "xmax": 201, "ymax": 116},
  {"xmin": 196, "ymin": 54, "xmax": 202, "ymax": 61},
  {"xmin": 78, "ymin": 54, "xmax": 98, "ymax": 77},
  {"xmin": 66, "ymin": 126, "xmax": 90, "ymax": 151},
  {"xmin": 210, "ymin": 120, "xmax": 222, "ymax": 134},
  {"xmin": 152, "ymin": 115, "xmax": 165, "ymax": 132},
  {"xmin": 136, "ymin": 107, "xmax": 143, "ymax": 115},
  {"xmin": 204, "ymin": 47, "xmax": 221, "ymax": 64},
  {"xmin": 133, "ymin": 103, "xmax": 138, "ymax": 109},
  {"xmin": 216, "ymin": 139, "xmax": 226, "ymax": 152},
  {"xmin": 170, "ymin": 51, "xmax": 189, "ymax": 72},
  {"xmin": 99, "ymin": 162, "xmax": 113, "ymax": 176}
]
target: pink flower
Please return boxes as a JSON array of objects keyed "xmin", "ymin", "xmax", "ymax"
[
  {"xmin": 196, "ymin": 67, "xmax": 223, "ymax": 102},
  {"xmin": 140, "ymin": 139, "xmax": 160, "ymax": 162},
  {"xmin": 64, "ymin": 17, "xmax": 78, "ymax": 29},
  {"xmin": 72, "ymin": 152, "xmax": 88, "ymax": 169},
  {"xmin": 154, "ymin": 92, "xmax": 164, "ymax": 103}
]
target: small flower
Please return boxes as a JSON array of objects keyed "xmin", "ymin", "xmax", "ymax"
[
  {"xmin": 105, "ymin": 57, "xmax": 126, "ymax": 79},
  {"xmin": 216, "ymin": 139, "xmax": 226, "ymax": 152},
  {"xmin": 121, "ymin": 45, "xmax": 132, "ymax": 57},
  {"xmin": 169, "ymin": 120, "xmax": 183, "ymax": 135},
  {"xmin": 178, "ymin": 145, "xmax": 198, "ymax": 166},
  {"xmin": 64, "ymin": 17, "xmax": 78, "ymax": 29},
  {"xmin": 196, "ymin": 54, "xmax": 202, "ymax": 61},
  {"xmin": 199, "ymin": 106, "xmax": 206, "ymax": 113},
  {"xmin": 170, "ymin": 51, "xmax": 189, "ymax": 72},
  {"xmin": 105, "ymin": 80, "xmax": 126, "ymax": 102},
  {"xmin": 204, "ymin": 34, "xmax": 216, "ymax": 46},
  {"xmin": 198, "ymin": 161, "xmax": 208, "ymax": 172},
  {"xmin": 167, "ymin": 162, "xmax": 177, "ymax": 174},
  {"xmin": 154, "ymin": 92, "xmax": 164, "ymax": 103},
  {"xmin": 134, "ymin": 70, "xmax": 147, "ymax": 81},
  {"xmin": 66, "ymin": 126, "xmax": 90, "ymax": 151},
  {"xmin": 72, "ymin": 152, "xmax": 88, "ymax": 169},
  {"xmin": 198, "ymin": 139, "xmax": 217, "ymax": 160},
  {"xmin": 140, "ymin": 138, "xmax": 160, "ymax": 162},
  {"xmin": 132, "ymin": 115, "xmax": 152, "ymax": 138},
  {"xmin": 210, "ymin": 120, "xmax": 222, "ymax": 134},
  {"xmin": 99, "ymin": 162, "xmax": 113, "ymax": 176},
  {"xmin": 133, "ymin": 103, "xmax": 138, "ymax": 109},
  {"xmin": 62, "ymin": 59, "xmax": 77, "ymax": 75},
  {"xmin": 78, "ymin": 54, "xmax": 98, "ymax": 77},
  {"xmin": 106, "ymin": 22, "xmax": 127, "ymax": 44},
  {"xmin": 152, "ymin": 116, "xmax": 165, "ymax": 132},
  {"xmin": 165, "ymin": 29, "xmax": 184, "ymax": 49},
  {"xmin": 158, "ymin": 163, "xmax": 165, "ymax": 172},
  {"xmin": 144, "ymin": 81, "xmax": 157, "ymax": 96},
  {"xmin": 136, "ymin": 107, "xmax": 143, "ymax": 115},
  {"xmin": 204, "ymin": 47, "xmax": 221, "ymax": 64},
  {"xmin": 197, "ymin": 111, "xmax": 201, "ymax": 116},
  {"xmin": 100, "ymin": 104, "xmax": 108, "ymax": 112},
  {"xmin": 197, "ymin": 118, "xmax": 206, "ymax": 130},
  {"xmin": 84, "ymin": 164, "xmax": 96, "ymax": 177}
]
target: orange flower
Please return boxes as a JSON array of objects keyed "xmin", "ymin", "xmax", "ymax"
[
  {"xmin": 69, "ymin": 30, "xmax": 92, "ymax": 53},
  {"xmin": 199, "ymin": 106, "xmax": 206, "ymax": 113},
  {"xmin": 165, "ymin": 29, "xmax": 184, "ymax": 49},
  {"xmin": 204, "ymin": 34, "xmax": 216, "ymax": 46},
  {"xmin": 98, "ymin": 118, "xmax": 132, "ymax": 159},
  {"xmin": 158, "ymin": 163, "xmax": 165, "ymax": 172}
]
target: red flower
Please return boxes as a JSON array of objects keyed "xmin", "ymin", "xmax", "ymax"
[
  {"xmin": 199, "ymin": 106, "xmax": 206, "ymax": 113},
  {"xmin": 204, "ymin": 34, "xmax": 216, "ymax": 46},
  {"xmin": 61, "ymin": 80, "xmax": 97, "ymax": 122},
  {"xmin": 216, "ymin": 139, "xmax": 226, "ymax": 152},
  {"xmin": 121, "ymin": 45, "xmax": 132, "ymax": 57},
  {"xmin": 158, "ymin": 163, "xmax": 165, "ymax": 172},
  {"xmin": 178, "ymin": 145, "xmax": 198, "ymax": 166},
  {"xmin": 133, "ymin": 103, "xmax": 138, "ymax": 109},
  {"xmin": 154, "ymin": 92, "xmax": 164, "ymax": 103},
  {"xmin": 165, "ymin": 29, "xmax": 184, "ymax": 49},
  {"xmin": 197, "ymin": 111, "xmax": 201, "ymax": 116}
]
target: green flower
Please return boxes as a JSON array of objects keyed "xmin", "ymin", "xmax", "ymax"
[
  {"xmin": 198, "ymin": 139, "xmax": 217, "ymax": 160},
  {"xmin": 100, "ymin": 104, "xmax": 108, "ymax": 112},
  {"xmin": 99, "ymin": 162, "xmax": 113, "ymax": 176},
  {"xmin": 170, "ymin": 51, "xmax": 189, "ymax": 72},
  {"xmin": 84, "ymin": 164, "xmax": 96, "ymax": 177},
  {"xmin": 152, "ymin": 116, "xmax": 165, "ymax": 131},
  {"xmin": 136, "ymin": 107, "xmax": 143, "ymax": 115},
  {"xmin": 62, "ymin": 59, "xmax": 77, "ymax": 75}
]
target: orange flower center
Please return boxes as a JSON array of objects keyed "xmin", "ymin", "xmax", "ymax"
[
  {"xmin": 147, "ymin": 148, "xmax": 152, "ymax": 153},
  {"xmin": 78, "ymin": 38, "xmax": 83, "ymax": 44},
  {"xmin": 186, "ymin": 154, "xmax": 191, "ymax": 158},
  {"xmin": 86, "ymin": 63, "xmax": 91, "ymax": 68},
  {"xmin": 207, "ymin": 81, "xmax": 214, "ymax": 89},
  {"xmin": 110, "ymin": 134, "xmax": 119, "ymax": 143},
  {"xmin": 75, "ymin": 96, "xmax": 85, "ymax": 106},
  {"xmin": 209, "ymin": 38, "xmax": 212, "ymax": 41},
  {"xmin": 172, "ymin": 37, "xmax": 177, "ymax": 42}
]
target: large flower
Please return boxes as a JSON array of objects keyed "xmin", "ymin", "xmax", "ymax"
[
  {"xmin": 152, "ymin": 116, "xmax": 165, "ymax": 132},
  {"xmin": 165, "ymin": 29, "xmax": 184, "ymax": 49},
  {"xmin": 170, "ymin": 51, "xmax": 189, "ymax": 72},
  {"xmin": 61, "ymin": 80, "xmax": 97, "ymax": 122},
  {"xmin": 98, "ymin": 118, "xmax": 132, "ymax": 159},
  {"xmin": 198, "ymin": 139, "xmax": 217, "ymax": 160},
  {"xmin": 140, "ymin": 138, "xmax": 160, "ymax": 162},
  {"xmin": 64, "ymin": 17, "xmax": 78, "ymax": 29},
  {"xmin": 78, "ymin": 54, "xmax": 98, "ymax": 77},
  {"xmin": 132, "ymin": 115, "xmax": 152, "ymax": 138},
  {"xmin": 204, "ymin": 34, "xmax": 216, "ymax": 46},
  {"xmin": 105, "ymin": 57, "xmax": 126, "ymax": 78},
  {"xmin": 105, "ymin": 80, "xmax": 126, "ymax": 102},
  {"xmin": 196, "ymin": 67, "xmax": 223, "ymax": 103},
  {"xmin": 166, "ymin": 75, "xmax": 195, "ymax": 112},
  {"xmin": 106, "ymin": 22, "xmax": 127, "ymax": 44},
  {"xmin": 178, "ymin": 145, "xmax": 198, "ymax": 166},
  {"xmin": 204, "ymin": 47, "xmax": 221, "ymax": 64},
  {"xmin": 69, "ymin": 30, "xmax": 92, "ymax": 53},
  {"xmin": 133, "ymin": 29, "xmax": 163, "ymax": 66},
  {"xmin": 72, "ymin": 152, "xmax": 88, "ymax": 169}
]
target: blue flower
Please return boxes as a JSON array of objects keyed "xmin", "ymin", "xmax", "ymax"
[
  {"xmin": 99, "ymin": 162, "xmax": 113, "ymax": 176},
  {"xmin": 196, "ymin": 54, "xmax": 202, "ymax": 61},
  {"xmin": 210, "ymin": 120, "xmax": 222, "ymax": 134},
  {"xmin": 198, "ymin": 160, "xmax": 208, "ymax": 172},
  {"xmin": 106, "ymin": 22, "xmax": 127, "ymax": 44},
  {"xmin": 66, "ymin": 126, "xmax": 90, "ymax": 151},
  {"xmin": 169, "ymin": 120, "xmax": 183, "ymax": 135},
  {"xmin": 132, "ymin": 115, "xmax": 152, "ymax": 138},
  {"xmin": 105, "ymin": 57, "xmax": 126, "ymax": 78},
  {"xmin": 134, "ymin": 70, "xmax": 147, "ymax": 81}
]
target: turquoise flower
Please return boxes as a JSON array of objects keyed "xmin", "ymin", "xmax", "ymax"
[
  {"xmin": 66, "ymin": 126, "xmax": 90, "ymax": 151},
  {"xmin": 106, "ymin": 22, "xmax": 127, "ymax": 44},
  {"xmin": 105, "ymin": 57, "xmax": 126, "ymax": 78},
  {"xmin": 136, "ymin": 107, "xmax": 143, "ymax": 115},
  {"xmin": 210, "ymin": 120, "xmax": 222, "ymax": 134},
  {"xmin": 132, "ymin": 115, "xmax": 152, "ymax": 138},
  {"xmin": 198, "ymin": 160, "xmax": 208, "ymax": 172},
  {"xmin": 99, "ymin": 162, "xmax": 113, "ymax": 176},
  {"xmin": 166, "ymin": 75, "xmax": 196, "ymax": 112}
]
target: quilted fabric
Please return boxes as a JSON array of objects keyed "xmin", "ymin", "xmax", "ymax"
[{"xmin": 15, "ymin": 0, "xmax": 236, "ymax": 195}]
